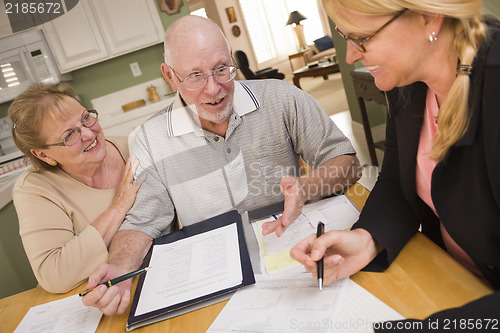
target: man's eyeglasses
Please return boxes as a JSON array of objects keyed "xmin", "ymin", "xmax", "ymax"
[
  {"xmin": 168, "ymin": 64, "xmax": 238, "ymax": 91},
  {"xmin": 44, "ymin": 110, "xmax": 99, "ymax": 147},
  {"xmin": 335, "ymin": 8, "xmax": 408, "ymax": 53}
]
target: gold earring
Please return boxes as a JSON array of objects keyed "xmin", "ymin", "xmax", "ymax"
[{"xmin": 49, "ymin": 160, "xmax": 57, "ymax": 166}]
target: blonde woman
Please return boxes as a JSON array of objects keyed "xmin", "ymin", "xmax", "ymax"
[
  {"xmin": 9, "ymin": 83, "xmax": 143, "ymax": 293},
  {"xmin": 291, "ymin": 0, "xmax": 499, "ymax": 325}
]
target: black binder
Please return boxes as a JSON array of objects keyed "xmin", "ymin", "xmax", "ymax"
[{"xmin": 126, "ymin": 210, "xmax": 255, "ymax": 331}]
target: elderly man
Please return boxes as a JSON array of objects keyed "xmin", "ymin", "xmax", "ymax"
[{"xmin": 83, "ymin": 15, "xmax": 360, "ymax": 314}]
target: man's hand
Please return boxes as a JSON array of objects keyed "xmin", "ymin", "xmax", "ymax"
[
  {"xmin": 261, "ymin": 155, "xmax": 361, "ymax": 238},
  {"xmin": 262, "ymin": 175, "xmax": 305, "ymax": 237},
  {"xmin": 81, "ymin": 264, "xmax": 133, "ymax": 316},
  {"xmin": 83, "ymin": 230, "xmax": 152, "ymax": 315}
]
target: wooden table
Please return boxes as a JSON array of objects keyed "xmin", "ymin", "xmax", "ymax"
[
  {"xmin": 0, "ymin": 183, "xmax": 493, "ymax": 332},
  {"xmin": 288, "ymin": 48, "xmax": 309, "ymax": 71},
  {"xmin": 292, "ymin": 62, "xmax": 340, "ymax": 89}
]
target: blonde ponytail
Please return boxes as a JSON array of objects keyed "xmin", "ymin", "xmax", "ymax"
[{"xmin": 431, "ymin": 17, "xmax": 486, "ymax": 161}]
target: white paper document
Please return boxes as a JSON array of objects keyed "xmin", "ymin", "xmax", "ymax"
[
  {"xmin": 14, "ymin": 294, "xmax": 102, "ymax": 333},
  {"xmin": 257, "ymin": 213, "xmax": 313, "ymax": 256},
  {"xmin": 302, "ymin": 195, "xmax": 361, "ymax": 231},
  {"xmin": 135, "ymin": 223, "xmax": 243, "ymax": 316},
  {"xmin": 208, "ymin": 276, "xmax": 404, "ymax": 333},
  {"xmin": 334, "ymin": 279, "xmax": 405, "ymax": 332},
  {"xmin": 208, "ymin": 275, "xmax": 348, "ymax": 333},
  {"xmin": 257, "ymin": 195, "xmax": 360, "ymax": 255},
  {"xmin": 254, "ymin": 195, "xmax": 360, "ymax": 272}
]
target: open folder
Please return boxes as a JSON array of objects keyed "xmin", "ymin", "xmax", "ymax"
[{"xmin": 126, "ymin": 210, "xmax": 255, "ymax": 331}]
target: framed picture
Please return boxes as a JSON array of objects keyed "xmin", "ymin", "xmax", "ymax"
[
  {"xmin": 232, "ymin": 25, "xmax": 241, "ymax": 37},
  {"xmin": 158, "ymin": 0, "xmax": 183, "ymax": 15},
  {"xmin": 226, "ymin": 7, "xmax": 237, "ymax": 23}
]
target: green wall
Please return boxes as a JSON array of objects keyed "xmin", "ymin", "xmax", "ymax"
[
  {"xmin": 332, "ymin": 0, "xmax": 500, "ymax": 127},
  {"xmin": 0, "ymin": 202, "xmax": 37, "ymax": 298},
  {"xmin": 485, "ymin": 0, "xmax": 500, "ymax": 18},
  {"xmin": 0, "ymin": 0, "xmax": 189, "ymax": 115},
  {"xmin": 71, "ymin": 43, "xmax": 165, "ymax": 108}
]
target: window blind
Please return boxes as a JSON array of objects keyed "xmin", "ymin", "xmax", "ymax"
[{"xmin": 239, "ymin": 0, "xmax": 326, "ymax": 63}]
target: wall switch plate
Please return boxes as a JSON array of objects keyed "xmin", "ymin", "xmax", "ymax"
[{"xmin": 129, "ymin": 62, "xmax": 142, "ymax": 77}]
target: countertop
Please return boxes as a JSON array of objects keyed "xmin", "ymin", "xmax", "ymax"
[
  {"xmin": 98, "ymin": 96, "xmax": 175, "ymax": 130},
  {"xmin": 0, "ymin": 164, "xmax": 29, "ymax": 210}
]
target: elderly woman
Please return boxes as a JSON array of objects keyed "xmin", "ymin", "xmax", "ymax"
[
  {"xmin": 9, "ymin": 83, "xmax": 143, "ymax": 293},
  {"xmin": 291, "ymin": 0, "xmax": 499, "ymax": 324}
]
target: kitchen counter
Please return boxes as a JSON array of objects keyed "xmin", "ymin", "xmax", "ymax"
[
  {"xmin": 0, "ymin": 163, "xmax": 29, "ymax": 210},
  {"xmin": 99, "ymin": 96, "xmax": 175, "ymax": 137},
  {"xmin": 92, "ymin": 77, "xmax": 176, "ymax": 138}
]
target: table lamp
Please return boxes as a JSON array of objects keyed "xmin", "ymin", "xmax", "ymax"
[{"xmin": 286, "ymin": 11, "xmax": 308, "ymax": 50}]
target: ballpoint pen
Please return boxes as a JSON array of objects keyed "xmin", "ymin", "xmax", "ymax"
[
  {"xmin": 79, "ymin": 267, "xmax": 151, "ymax": 297},
  {"xmin": 316, "ymin": 222, "xmax": 325, "ymax": 291}
]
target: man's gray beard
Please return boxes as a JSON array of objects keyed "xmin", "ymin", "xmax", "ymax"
[{"xmin": 197, "ymin": 105, "xmax": 232, "ymax": 124}]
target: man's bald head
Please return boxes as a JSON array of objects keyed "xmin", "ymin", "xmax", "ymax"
[{"xmin": 163, "ymin": 16, "xmax": 231, "ymax": 66}]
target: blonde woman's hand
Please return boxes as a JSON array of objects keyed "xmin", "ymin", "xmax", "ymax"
[{"xmin": 290, "ymin": 228, "xmax": 380, "ymax": 285}]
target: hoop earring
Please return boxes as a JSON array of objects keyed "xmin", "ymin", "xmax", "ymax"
[
  {"xmin": 49, "ymin": 160, "xmax": 57, "ymax": 166},
  {"xmin": 429, "ymin": 32, "xmax": 437, "ymax": 43}
]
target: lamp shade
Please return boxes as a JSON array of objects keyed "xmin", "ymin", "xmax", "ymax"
[{"xmin": 286, "ymin": 11, "xmax": 307, "ymax": 26}]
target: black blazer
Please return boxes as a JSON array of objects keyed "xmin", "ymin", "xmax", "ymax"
[{"xmin": 353, "ymin": 17, "xmax": 500, "ymax": 323}]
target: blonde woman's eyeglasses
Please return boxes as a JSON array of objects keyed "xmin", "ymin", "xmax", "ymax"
[{"xmin": 335, "ymin": 8, "xmax": 408, "ymax": 53}]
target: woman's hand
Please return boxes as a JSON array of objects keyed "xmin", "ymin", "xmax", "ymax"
[
  {"xmin": 111, "ymin": 158, "xmax": 145, "ymax": 215},
  {"xmin": 93, "ymin": 158, "xmax": 146, "ymax": 245},
  {"xmin": 290, "ymin": 228, "xmax": 380, "ymax": 285}
]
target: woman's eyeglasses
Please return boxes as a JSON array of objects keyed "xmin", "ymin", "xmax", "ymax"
[
  {"xmin": 44, "ymin": 110, "xmax": 99, "ymax": 147},
  {"xmin": 335, "ymin": 8, "xmax": 408, "ymax": 53}
]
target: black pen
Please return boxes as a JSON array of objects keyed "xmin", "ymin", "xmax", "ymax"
[
  {"xmin": 316, "ymin": 222, "xmax": 325, "ymax": 291},
  {"xmin": 79, "ymin": 267, "xmax": 151, "ymax": 297}
]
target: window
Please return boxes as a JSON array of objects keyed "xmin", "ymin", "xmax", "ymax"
[
  {"xmin": 190, "ymin": 8, "xmax": 207, "ymax": 18},
  {"xmin": 239, "ymin": 0, "xmax": 326, "ymax": 63},
  {"xmin": 187, "ymin": 0, "xmax": 208, "ymax": 18}
]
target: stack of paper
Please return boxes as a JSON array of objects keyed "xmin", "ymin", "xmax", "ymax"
[
  {"xmin": 207, "ymin": 195, "xmax": 404, "ymax": 332},
  {"xmin": 253, "ymin": 195, "xmax": 361, "ymax": 272},
  {"xmin": 208, "ymin": 274, "xmax": 404, "ymax": 333}
]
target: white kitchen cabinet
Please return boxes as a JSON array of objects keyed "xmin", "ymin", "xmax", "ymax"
[
  {"xmin": 41, "ymin": 1, "xmax": 108, "ymax": 73},
  {"xmin": 91, "ymin": 0, "xmax": 163, "ymax": 55},
  {"xmin": 42, "ymin": 0, "xmax": 164, "ymax": 73}
]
